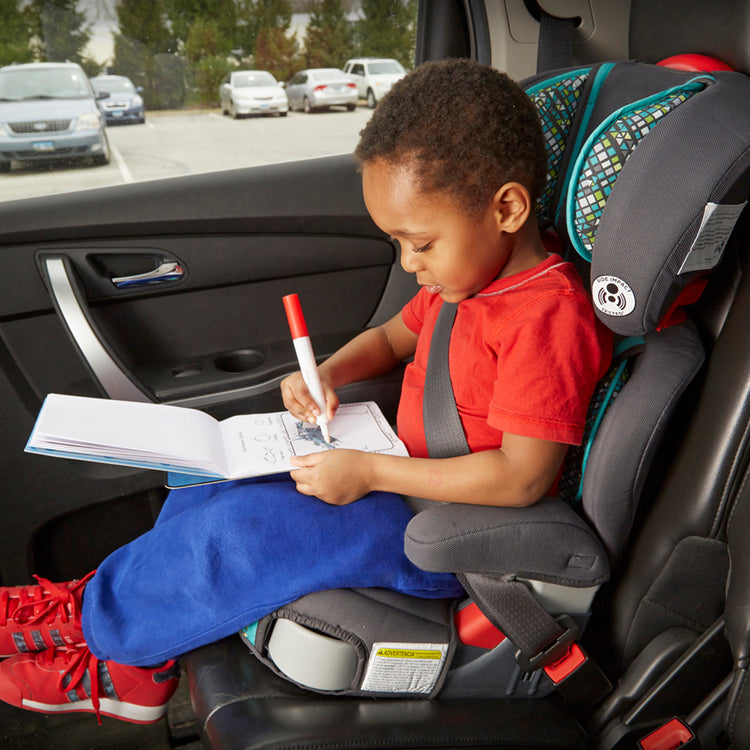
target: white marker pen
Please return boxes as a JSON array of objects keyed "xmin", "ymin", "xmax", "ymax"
[{"xmin": 282, "ymin": 293, "xmax": 330, "ymax": 443}]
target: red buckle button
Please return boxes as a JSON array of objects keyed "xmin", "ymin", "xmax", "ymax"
[{"xmin": 639, "ymin": 718, "xmax": 694, "ymax": 750}]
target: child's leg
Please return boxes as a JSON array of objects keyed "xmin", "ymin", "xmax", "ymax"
[
  {"xmin": 82, "ymin": 479, "xmax": 462, "ymax": 667},
  {"xmin": 154, "ymin": 474, "xmax": 288, "ymax": 526}
]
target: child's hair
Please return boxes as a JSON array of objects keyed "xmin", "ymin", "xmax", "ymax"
[{"xmin": 355, "ymin": 58, "xmax": 547, "ymax": 216}]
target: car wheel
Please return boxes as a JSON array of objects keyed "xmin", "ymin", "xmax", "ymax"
[
  {"xmin": 0, "ymin": 161, "xmax": 9, "ymax": 173},
  {"xmin": 279, "ymin": 111, "xmax": 288, "ymax": 117},
  {"xmin": 366, "ymin": 89, "xmax": 376, "ymax": 109},
  {"xmin": 346, "ymin": 103, "xmax": 356, "ymax": 111},
  {"xmin": 92, "ymin": 138, "xmax": 111, "ymax": 167},
  {"xmin": 303, "ymin": 96, "xmax": 313, "ymax": 114}
]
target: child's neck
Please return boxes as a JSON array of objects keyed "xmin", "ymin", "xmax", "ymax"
[{"xmin": 497, "ymin": 224, "xmax": 549, "ymax": 280}]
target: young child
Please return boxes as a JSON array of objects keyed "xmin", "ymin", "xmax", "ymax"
[{"xmin": 0, "ymin": 59, "xmax": 611, "ymax": 724}]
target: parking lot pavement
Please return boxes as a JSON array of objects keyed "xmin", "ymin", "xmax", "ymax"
[{"xmin": 0, "ymin": 107, "xmax": 373, "ymax": 202}]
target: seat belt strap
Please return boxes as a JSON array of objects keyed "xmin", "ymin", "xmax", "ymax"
[
  {"xmin": 421, "ymin": 299, "xmax": 612, "ymax": 716},
  {"xmin": 423, "ymin": 301, "xmax": 471, "ymax": 459},
  {"xmin": 537, "ymin": 8, "xmax": 576, "ymax": 74}
]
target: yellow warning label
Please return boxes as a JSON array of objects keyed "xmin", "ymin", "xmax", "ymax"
[{"xmin": 375, "ymin": 648, "xmax": 442, "ymax": 660}]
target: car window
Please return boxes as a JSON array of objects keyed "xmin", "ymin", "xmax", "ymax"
[
  {"xmin": 92, "ymin": 78, "xmax": 136, "ymax": 95},
  {"xmin": 351, "ymin": 64, "xmax": 365, "ymax": 76},
  {"xmin": 0, "ymin": 66, "xmax": 91, "ymax": 100},
  {"xmin": 368, "ymin": 61, "xmax": 405, "ymax": 75},
  {"xmin": 232, "ymin": 71, "xmax": 278, "ymax": 87},
  {"xmin": 0, "ymin": 0, "xmax": 419, "ymax": 202}
]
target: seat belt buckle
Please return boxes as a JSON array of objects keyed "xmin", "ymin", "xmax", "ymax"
[
  {"xmin": 543, "ymin": 642, "xmax": 587, "ymax": 684},
  {"xmin": 639, "ymin": 718, "xmax": 700, "ymax": 750},
  {"xmin": 513, "ymin": 614, "xmax": 580, "ymax": 672}
]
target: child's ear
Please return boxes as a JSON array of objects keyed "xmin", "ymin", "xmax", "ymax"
[{"xmin": 491, "ymin": 182, "xmax": 532, "ymax": 233}]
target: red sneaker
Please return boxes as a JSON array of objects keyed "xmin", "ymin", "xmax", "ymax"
[
  {"xmin": 0, "ymin": 572, "xmax": 93, "ymax": 657},
  {"xmin": 0, "ymin": 643, "xmax": 180, "ymax": 724}
]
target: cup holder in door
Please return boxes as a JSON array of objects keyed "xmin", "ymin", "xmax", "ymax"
[{"xmin": 214, "ymin": 349, "xmax": 265, "ymax": 373}]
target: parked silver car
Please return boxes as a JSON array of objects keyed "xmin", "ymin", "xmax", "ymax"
[
  {"xmin": 219, "ymin": 70, "xmax": 289, "ymax": 118},
  {"xmin": 0, "ymin": 62, "xmax": 110, "ymax": 172},
  {"xmin": 285, "ymin": 68, "xmax": 358, "ymax": 113}
]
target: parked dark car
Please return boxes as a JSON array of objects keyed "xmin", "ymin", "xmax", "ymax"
[{"xmin": 90, "ymin": 75, "xmax": 145, "ymax": 125}]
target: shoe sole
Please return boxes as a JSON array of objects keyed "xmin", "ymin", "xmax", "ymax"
[{"xmin": 21, "ymin": 696, "xmax": 168, "ymax": 724}]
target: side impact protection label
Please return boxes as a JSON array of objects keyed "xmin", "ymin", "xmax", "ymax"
[
  {"xmin": 592, "ymin": 275, "xmax": 636, "ymax": 317},
  {"xmin": 679, "ymin": 202, "xmax": 747, "ymax": 274},
  {"xmin": 361, "ymin": 642, "xmax": 449, "ymax": 694}
]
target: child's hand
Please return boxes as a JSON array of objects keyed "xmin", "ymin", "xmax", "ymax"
[
  {"xmin": 280, "ymin": 371, "xmax": 339, "ymax": 426},
  {"xmin": 290, "ymin": 450, "xmax": 373, "ymax": 505}
]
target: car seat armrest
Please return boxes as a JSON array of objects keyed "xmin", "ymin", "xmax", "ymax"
[{"xmin": 404, "ymin": 495, "xmax": 609, "ymax": 587}]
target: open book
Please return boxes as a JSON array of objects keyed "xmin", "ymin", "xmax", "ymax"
[{"xmin": 26, "ymin": 394, "xmax": 408, "ymax": 487}]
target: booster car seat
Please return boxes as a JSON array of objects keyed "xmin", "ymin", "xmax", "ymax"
[{"xmin": 185, "ymin": 63, "xmax": 750, "ymax": 749}]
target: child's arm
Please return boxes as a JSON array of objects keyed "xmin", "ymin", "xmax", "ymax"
[
  {"xmin": 281, "ymin": 312, "xmax": 418, "ymax": 426},
  {"xmin": 290, "ymin": 433, "xmax": 568, "ymax": 508}
]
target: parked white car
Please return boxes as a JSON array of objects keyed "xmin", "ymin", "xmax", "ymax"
[
  {"xmin": 342, "ymin": 58, "xmax": 406, "ymax": 108},
  {"xmin": 219, "ymin": 70, "xmax": 288, "ymax": 118}
]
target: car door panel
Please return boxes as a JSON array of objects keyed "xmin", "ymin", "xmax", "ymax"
[{"xmin": 0, "ymin": 154, "xmax": 414, "ymax": 584}]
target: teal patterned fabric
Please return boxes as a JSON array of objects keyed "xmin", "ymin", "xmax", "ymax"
[
  {"xmin": 570, "ymin": 84, "xmax": 707, "ymax": 260},
  {"xmin": 558, "ymin": 356, "xmax": 632, "ymax": 505},
  {"xmin": 527, "ymin": 69, "xmax": 591, "ymax": 227}
]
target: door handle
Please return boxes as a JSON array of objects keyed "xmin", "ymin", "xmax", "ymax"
[
  {"xmin": 41, "ymin": 255, "xmax": 153, "ymax": 402},
  {"xmin": 112, "ymin": 261, "xmax": 184, "ymax": 288}
]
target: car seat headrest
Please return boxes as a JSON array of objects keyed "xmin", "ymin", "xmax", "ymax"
[
  {"xmin": 526, "ymin": 62, "xmax": 750, "ymax": 336},
  {"xmin": 526, "ymin": 66, "xmax": 592, "ymax": 228}
]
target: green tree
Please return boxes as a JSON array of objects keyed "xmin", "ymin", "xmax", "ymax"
[
  {"xmin": 355, "ymin": 0, "xmax": 417, "ymax": 68},
  {"xmin": 26, "ymin": 0, "xmax": 91, "ymax": 63},
  {"xmin": 0, "ymin": 0, "xmax": 34, "ymax": 65},
  {"xmin": 255, "ymin": 24, "xmax": 300, "ymax": 82},
  {"xmin": 184, "ymin": 18, "xmax": 233, "ymax": 103},
  {"xmin": 234, "ymin": 0, "xmax": 294, "ymax": 64},
  {"xmin": 113, "ymin": 0, "xmax": 179, "ymax": 109},
  {"xmin": 303, "ymin": 0, "xmax": 353, "ymax": 69},
  {"xmin": 165, "ymin": 0, "xmax": 237, "ymax": 50},
  {"xmin": 184, "ymin": 17, "xmax": 232, "ymax": 63}
]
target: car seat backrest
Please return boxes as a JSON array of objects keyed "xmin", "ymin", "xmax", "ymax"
[{"xmin": 521, "ymin": 62, "xmax": 750, "ymax": 559}]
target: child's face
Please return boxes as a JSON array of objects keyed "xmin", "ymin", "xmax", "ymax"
[{"xmin": 362, "ymin": 159, "xmax": 513, "ymax": 303}]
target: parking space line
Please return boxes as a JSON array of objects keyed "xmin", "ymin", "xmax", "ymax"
[{"xmin": 111, "ymin": 145, "xmax": 134, "ymax": 184}]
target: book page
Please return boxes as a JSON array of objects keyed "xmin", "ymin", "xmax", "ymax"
[
  {"xmin": 27, "ymin": 394, "xmax": 229, "ymax": 476},
  {"xmin": 220, "ymin": 401, "xmax": 407, "ymax": 479}
]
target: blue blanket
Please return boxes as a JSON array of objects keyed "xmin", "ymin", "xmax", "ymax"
[{"xmin": 81, "ymin": 476, "xmax": 464, "ymax": 666}]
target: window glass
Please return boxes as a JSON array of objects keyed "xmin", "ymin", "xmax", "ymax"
[
  {"xmin": 368, "ymin": 60, "xmax": 406, "ymax": 75},
  {"xmin": 0, "ymin": 0, "xmax": 418, "ymax": 202}
]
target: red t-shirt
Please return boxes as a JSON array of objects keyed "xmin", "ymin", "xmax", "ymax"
[{"xmin": 397, "ymin": 254, "xmax": 612, "ymax": 458}]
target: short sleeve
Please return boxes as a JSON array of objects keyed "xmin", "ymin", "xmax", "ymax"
[
  {"xmin": 487, "ymin": 290, "xmax": 612, "ymax": 445},
  {"xmin": 401, "ymin": 287, "xmax": 434, "ymax": 336}
]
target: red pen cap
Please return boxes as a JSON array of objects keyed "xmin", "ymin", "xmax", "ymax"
[{"xmin": 282, "ymin": 293, "xmax": 308, "ymax": 339}]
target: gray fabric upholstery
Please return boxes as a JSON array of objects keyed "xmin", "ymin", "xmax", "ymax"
[
  {"xmin": 246, "ymin": 588, "xmax": 456, "ymax": 697},
  {"xmin": 404, "ymin": 495, "xmax": 608, "ymax": 587},
  {"xmin": 581, "ymin": 321, "xmax": 705, "ymax": 559}
]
